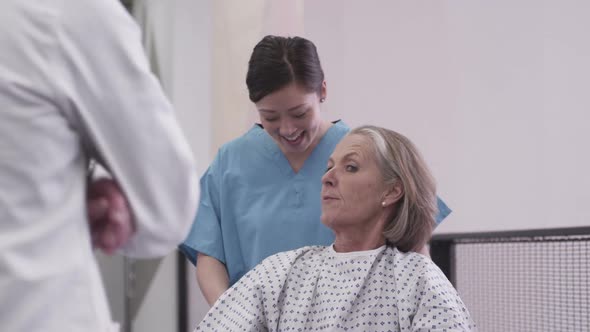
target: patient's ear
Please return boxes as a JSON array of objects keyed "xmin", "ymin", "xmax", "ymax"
[{"xmin": 381, "ymin": 182, "xmax": 404, "ymax": 207}]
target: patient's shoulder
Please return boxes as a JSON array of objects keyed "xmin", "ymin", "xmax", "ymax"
[
  {"xmin": 240, "ymin": 246, "xmax": 328, "ymax": 294},
  {"xmin": 389, "ymin": 248, "xmax": 447, "ymax": 282}
]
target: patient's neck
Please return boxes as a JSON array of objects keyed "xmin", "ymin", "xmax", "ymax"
[{"xmin": 332, "ymin": 234, "xmax": 386, "ymax": 253}]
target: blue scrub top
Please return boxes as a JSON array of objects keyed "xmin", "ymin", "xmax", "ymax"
[{"xmin": 180, "ymin": 121, "xmax": 451, "ymax": 285}]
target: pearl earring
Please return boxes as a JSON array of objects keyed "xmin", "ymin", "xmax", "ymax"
[
  {"xmin": 381, "ymin": 201, "xmax": 386, "ymax": 207},
  {"xmin": 320, "ymin": 98, "xmax": 326, "ymax": 103}
]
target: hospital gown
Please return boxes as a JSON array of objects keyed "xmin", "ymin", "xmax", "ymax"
[{"xmin": 195, "ymin": 245, "xmax": 475, "ymax": 331}]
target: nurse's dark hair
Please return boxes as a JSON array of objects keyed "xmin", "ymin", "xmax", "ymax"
[
  {"xmin": 349, "ymin": 126, "xmax": 438, "ymax": 252},
  {"xmin": 246, "ymin": 35, "xmax": 324, "ymax": 103}
]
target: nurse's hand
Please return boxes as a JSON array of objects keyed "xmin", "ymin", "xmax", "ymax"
[{"xmin": 87, "ymin": 178, "xmax": 135, "ymax": 255}]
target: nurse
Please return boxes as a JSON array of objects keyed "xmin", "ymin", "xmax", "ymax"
[{"xmin": 180, "ymin": 35, "xmax": 450, "ymax": 306}]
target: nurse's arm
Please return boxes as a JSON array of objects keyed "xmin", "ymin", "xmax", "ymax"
[{"xmin": 196, "ymin": 253, "xmax": 229, "ymax": 306}]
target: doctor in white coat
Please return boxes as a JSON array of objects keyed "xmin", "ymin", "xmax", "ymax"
[{"xmin": 0, "ymin": 0, "xmax": 199, "ymax": 331}]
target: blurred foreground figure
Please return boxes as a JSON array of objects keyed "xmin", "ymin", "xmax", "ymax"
[{"xmin": 0, "ymin": 0, "xmax": 199, "ymax": 330}]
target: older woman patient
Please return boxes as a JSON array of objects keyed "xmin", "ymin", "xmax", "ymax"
[{"xmin": 195, "ymin": 126, "xmax": 474, "ymax": 331}]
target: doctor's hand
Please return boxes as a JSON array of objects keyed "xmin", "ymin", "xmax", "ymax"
[{"xmin": 87, "ymin": 178, "xmax": 135, "ymax": 255}]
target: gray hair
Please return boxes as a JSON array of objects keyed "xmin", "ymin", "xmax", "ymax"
[{"xmin": 348, "ymin": 125, "xmax": 438, "ymax": 251}]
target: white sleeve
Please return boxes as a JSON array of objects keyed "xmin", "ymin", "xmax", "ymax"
[
  {"xmin": 195, "ymin": 262, "xmax": 272, "ymax": 331},
  {"xmin": 53, "ymin": 0, "xmax": 199, "ymax": 258},
  {"xmin": 194, "ymin": 250, "xmax": 305, "ymax": 331},
  {"xmin": 410, "ymin": 262, "xmax": 475, "ymax": 331}
]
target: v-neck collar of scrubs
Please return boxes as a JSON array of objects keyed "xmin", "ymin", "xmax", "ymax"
[{"xmin": 254, "ymin": 120, "xmax": 344, "ymax": 177}]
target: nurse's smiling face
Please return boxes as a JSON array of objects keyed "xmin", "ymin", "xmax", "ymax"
[{"xmin": 255, "ymin": 82, "xmax": 326, "ymax": 156}]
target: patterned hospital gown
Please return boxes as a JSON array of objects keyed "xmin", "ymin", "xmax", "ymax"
[{"xmin": 195, "ymin": 245, "xmax": 475, "ymax": 331}]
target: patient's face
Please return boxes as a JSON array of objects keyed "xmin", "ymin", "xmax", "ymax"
[{"xmin": 320, "ymin": 134, "xmax": 388, "ymax": 231}]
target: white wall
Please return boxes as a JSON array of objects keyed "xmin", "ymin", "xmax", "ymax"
[{"xmin": 304, "ymin": 0, "xmax": 590, "ymax": 234}]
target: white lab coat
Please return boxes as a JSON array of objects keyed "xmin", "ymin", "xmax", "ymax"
[{"xmin": 0, "ymin": 0, "xmax": 199, "ymax": 331}]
